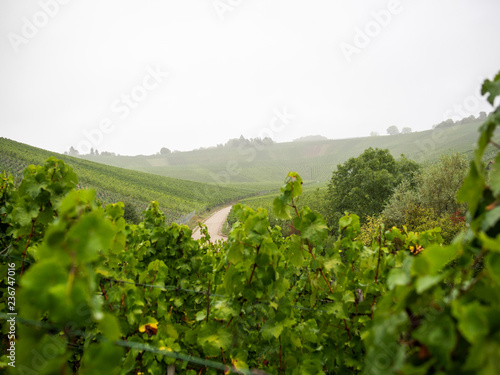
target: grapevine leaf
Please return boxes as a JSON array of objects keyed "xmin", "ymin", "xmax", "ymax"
[
  {"xmin": 197, "ymin": 324, "xmax": 232, "ymax": 356},
  {"xmin": 106, "ymin": 202, "xmax": 124, "ymax": 221},
  {"xmin": 295, "ymin": 206, "xmax": 328, "ymax": 245},
  {"xmin": 68, "ymin": 213, "xmax": 115, "ymax": 262},
  {"xmin": 261, "ymin": 320, "xmax": 284, "ymax": 340},
  {"xmin": 386, "ymin": 268, "xmax": 410, "ymax": 290},
  {"xmin": 195, "ymin": 310, "xmax": 207, "ymax": 321},
  {"xmin": 342, "ymin": 291, "xmax": 355, "ymax": 303},
  {"xmin": 273, "ymin": 196, "xmax": 291, "ymax": 219},
  {"xmin": 412, "ymin": 243, "xmax": 459, "ymax": 276},
  {"xmin": 326, "ymin": 301, "xmax": 349, "ymax": 320},
  {"xmin": 415, "ymin": 274, "xmax": 445, "ymax": 294},
  {"xmin": 452, "ymin": 300, "xmax": 489, "ymax": 344},
  {"xmin": 98, "ymin": 313, "xmax": 122, "ymax": 341},
  {"xmin": 299, "ymin": 319, "xmax": 319, "ymax": 343},
  {"xmin": 481, "ymin": 206, "xmax": 500, "ymax": 232},
  {"xmin": 481, "ymin": 72, "xmax": 500, "ymax": 105},
  {"xmin": 412, "ymin": 315, "xmax": 456, "ymax": 368},
  {"xmin": 227, "ymin": 241, "xmax": 244, "ymax": 264}
]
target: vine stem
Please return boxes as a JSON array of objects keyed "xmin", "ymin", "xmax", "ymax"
[
  {"xmin": 305, "ymin": 238, "xmax": 333, "ymax": 294},
  {"xmin": 320, "ymin": 268, "xmax": 333, "ymax": 294},
  {"xmin": 221, "ymin": 347, "xmax": 226, "ymax": 365},
  {"xmin": 149, "ymin": 270, "xmax": 158, "ymax": 290},
  {"xmin": 248, "ymin": 263, "xmax": 258, "ymax": 285},
  {"xmin": 248, "ymin": 245, "xmax": 260, "ymax": 284},
  {"xmin": 343, "ymin": 319, "xmax": 352, "ymax": 340}
]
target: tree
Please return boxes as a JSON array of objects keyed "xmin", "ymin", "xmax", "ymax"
[
  {"xmin": 401, "ymin": 127, "xmax": 412, "ymax": 134},
  {"xmin": 386, "ymin": 125, "xmax": 399, "ymax": 135},
  {"xmin": 382, "ymin": 153, "xmax": 468, "ymax": 242},
  {"xmin": 123, "ymin": 200, "xmax": 143, "ymax": 224},
  {"xmin": 160, "ymin": 147, "xmax": 171, "ymax": 155},
  {"xmin": 325, "ymin": 148, "xmax": 419, "ymax": 226},
  {"xmin": 69, "ymin": 146, "xmax": 79, "ymax": 156},
  {"xmin": 433, "ymin": 118, "xmax": 455, "ymax": 130},
  {"xmin": 262, "ymin": 137, "xmax": 274, "ymax": 145},
  {"xmin": 384, "ymin": 153, "xmax": 468, "ymax": 218},
  {"xmin": 370, "ymin": 131, "xmax": 379, "ymax": 137}
]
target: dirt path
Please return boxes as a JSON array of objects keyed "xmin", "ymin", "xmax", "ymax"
[{"xmin": 192, "ymin": 206, "xmax": 232, "ymax": 242}]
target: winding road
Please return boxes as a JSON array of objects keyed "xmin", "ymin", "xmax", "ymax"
[{"xmin": 192, "ymin": 206, "xmax": 232, "ymax": 242}]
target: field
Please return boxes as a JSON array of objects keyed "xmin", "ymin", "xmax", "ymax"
[{"xmin": 0, "ymin": 137, "xmax": 253, "ymax": 222}]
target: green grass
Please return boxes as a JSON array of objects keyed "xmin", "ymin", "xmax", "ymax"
[
  {"xmin": 80, "ymin": 120, "xmax": 499, "ymax": 187},
  {"xmin": 0, "ymin": 138, "xmax": 254, "ymax": 223}
]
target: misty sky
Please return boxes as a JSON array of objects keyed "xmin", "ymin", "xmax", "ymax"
[{"xmin": 1, "ymin": 0, "xmax": 500, "ymax": 156}]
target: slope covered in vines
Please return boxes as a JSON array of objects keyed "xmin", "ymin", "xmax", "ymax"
[{"xmin": 0, "ymin": 138, "xmax": 251, "ymax": 222}]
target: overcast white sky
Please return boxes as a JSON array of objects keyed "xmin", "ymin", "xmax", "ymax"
[{"xmin": 1, "ymin": 0, "xmax": 500, "ymax": 155}]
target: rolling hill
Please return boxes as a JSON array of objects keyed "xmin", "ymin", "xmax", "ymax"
[
  {"xmin": 2, "ymin": 119, "xmax": 497, "ymax": 223},
  {"xmin": 79, "ymin": 119, "xmax": 498, "ymax": 187},
  {"xmin": 0, "ymin": 138, "xmax": 253, "ymax": 223}
]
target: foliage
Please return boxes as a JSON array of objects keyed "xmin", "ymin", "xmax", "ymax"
[
  {"xmin": 0, "ymin": 159, "xmax": 444, "ymax": 374},
  {"xmin": 326, "ymin": 148, "xmax": 419, "ymax": 226}
]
